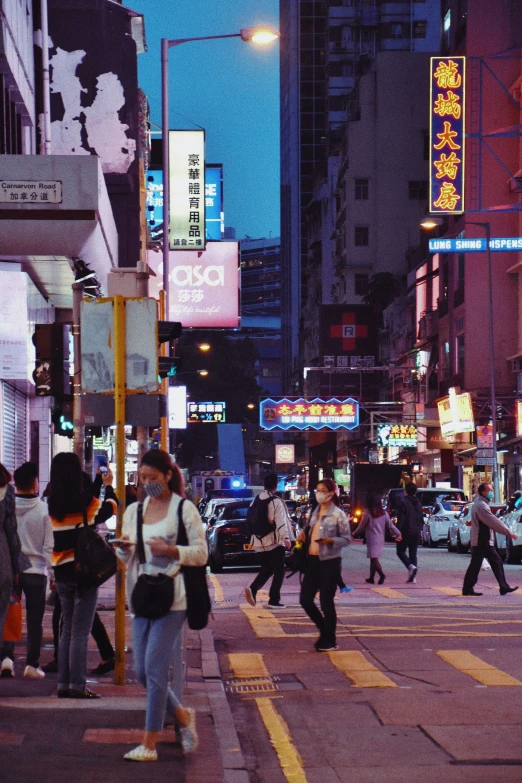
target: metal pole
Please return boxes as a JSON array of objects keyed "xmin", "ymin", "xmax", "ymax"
[
  {"xmin": 40, "ymin": 0, "xmax": 52, "ymax": 154},
  {"xmin": 485, "ymin": 222, "xmax": 500, "ymax": 502},
  {"xmin": 161, "ymin": 38, "xmax": 170, "ymax": 317},
  {"xmin": 113, "ymin": 296, "xmax": 127, "ymax": 685},
  {"xmin": 159, "ymin": 290, "xmax": 169, "ymax": 452},
  {"xmin": 136, "ymin": 263, "xmax": 150, "ymax": 465},
  {"xmin": 72, "ymin": 282, "xmax": 84, "ymax": 468}
]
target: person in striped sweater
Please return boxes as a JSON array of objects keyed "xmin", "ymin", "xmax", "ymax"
[{"xmin": 48, "ymin": 453, "xmax": 117, "ymax": 699}]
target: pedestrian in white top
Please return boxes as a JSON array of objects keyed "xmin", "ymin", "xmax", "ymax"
[
  {"xmin": 244, "ymin": 474, "xmax": 294, "ymax": 609},
  {"xmin": 0, "ymin": 462, "xmax": 52, "ymax": 680},
  {"xmin": 116, "ymin": 450, "xmax": 207, "ymax": 763}
]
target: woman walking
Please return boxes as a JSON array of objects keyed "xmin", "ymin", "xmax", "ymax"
[
  {"xmin": 47, "ymin": 453, "xmax": 117, "ymax": 699},
  {"xmin": 354, "ymin": 493, "xmax": 401, "ymax": 585},
  {"xmin": 298, "ymin": 478, "xmax": 351, "ymax": 652},
  {"xmin": 116, "ymin": 449, "xmax": 207, "ymax": 762},
  {"xmin": 0, "ymin": 464, "xmax": 20, "ymax": 672}
]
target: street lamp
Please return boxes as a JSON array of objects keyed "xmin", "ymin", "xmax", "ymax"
[
  {"xmin": 197, "ymin": 342, "xmax": 211, "ymax": 353},
  {"xmin": 421, "ymin": 216, "xmax": 499, "ymax": 501},
  {"xmin": 161, "ymin": 25, "xmax": 280, "ymax": 315}
]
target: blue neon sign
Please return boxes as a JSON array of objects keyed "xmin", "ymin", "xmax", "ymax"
[{"xmin": 429, "ymin": 237, "xmax": 522, "ymax": 253}]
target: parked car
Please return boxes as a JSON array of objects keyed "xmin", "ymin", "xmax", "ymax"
[
  {"xmin": 387, "ymin": 486, "xmax": 467, "ymax": 526},
  {"xmin": 423, "ymin": 500, "xmax": 467, "ymax": 547},
  {"xmin": 501, "ymin": 491, "xmax": 522, "ymax": 563},
  {"xmin": 494, "ymin": 505, "xmax": 509, "ymax": 560},
  {"xmin": 448, "ymin": 503, "xmax": 505, "ymax": 554},
  {"xmin": 206, "ymin": 500, "xmax": 255, "ymax": 573},
  {"xmin": 201, "ymin": 496, "xmax": 239, "ymax": 525}
]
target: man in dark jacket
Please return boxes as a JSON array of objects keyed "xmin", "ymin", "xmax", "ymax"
[{"xmin": 395, "ymin": 483, "xmax": 424, "ymax": 583}]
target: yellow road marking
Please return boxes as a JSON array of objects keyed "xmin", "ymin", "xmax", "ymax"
[
  {"xmin": 228, "ymin": 653, "xmax": 270, "ymax": 679},
  {"xmin": 327, "ymin": 651, "xmax": 397, "ymax": 688},
  {"xmin": 431, "ymin": 587, "xmax": 464, "ymax": 596},
  {"xmin": 437, "ymin": 650, "xmax": 522, "ymax": 686},
  {"xmin": 371, "ymin": 587, "xmax": 409, "ymax": 599},
  {"xmin": 240, "ymin": 605, "xmax": 286, "ymax": 637},
  {"xmin": 208, "ymin": 573, "xmax": 224, "ymax": 603},
  {"xmin": 255, "ymin": 697, "xmax": 308, "ymax": 783}
]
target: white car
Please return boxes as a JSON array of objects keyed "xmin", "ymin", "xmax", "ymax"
[
  {"xmin": 448, "ymin": 503, "xmax": 505, "ymax": 554},
  {"xmin": 423, "ymin": 500, "xmax": 467, "ymax": 548}
]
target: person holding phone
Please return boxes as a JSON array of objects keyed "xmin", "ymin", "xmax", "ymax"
[{"xmin": 297, "ymin": 479, "xmax": 351, "ymax": 652}]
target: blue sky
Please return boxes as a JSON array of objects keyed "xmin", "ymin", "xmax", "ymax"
[{"xmin": 129, "ymin": 0, "xmax": 281, "ymax": 240}]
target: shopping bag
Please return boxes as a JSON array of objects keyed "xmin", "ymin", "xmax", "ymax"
[{"xmin": 4, "ymin": 595, "xmax": 22, "ymax": 642}]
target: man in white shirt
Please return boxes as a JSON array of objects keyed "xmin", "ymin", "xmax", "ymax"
[
  {"xmin": 0, "ymin": 462, "xmax": 53, "ymax": 679},
  {"xmin": 244, "ymin": 474, "xmax": 294, "ymax": 609}
]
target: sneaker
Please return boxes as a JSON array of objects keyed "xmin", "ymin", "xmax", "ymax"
[
  {"xmin": 0, "ymin": 657, "xmax": 14, "ymax": 678},
  {"xmin": 316, "ymin": 644, "xmax": 339, "ymax": 652},
  {"xmin": 406, "ymin": 566, "xmax": 418, "ymax": 583},
  {"xmin": 267, "ymin": 602, "xmax": 286, "ymax": 609},
  {"xmin": 24, "ymin": 665, "xmax": 45, "ymax": 679},
  {"xmin": 124, "ymin": 745, "xmax": 158, "ymax": 762},
  {"xmin": 180, "ymin": 707, "xmax": 198, "ymax": 754},
  {"xmin": 244, "ymin": 587, "xmax": 256, "ymax": 607},
  {"xmin": 340, "ymin": 586, "xmax": 353, "ymax": 593},
  {"xmin": 41, "ymin": 659, "xmax": 58, "ymax": 674}
]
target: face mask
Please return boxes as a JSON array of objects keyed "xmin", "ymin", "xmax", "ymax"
[
  {"xmin": 486, "ymin": 491, "xmax": 494, "ymax": 501},
  {"xmin": 315, "ymin": 490, "xmax": 332, "ymax": 505},
  {"xmin": 144, "ymin": 481, "xmax": 166, "ymax": 498}
]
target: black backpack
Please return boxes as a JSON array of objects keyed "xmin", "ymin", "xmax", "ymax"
[
  {"xmin": 74, "ymin": 505, "xmax": 118, "ymax": 588},
  {"xmin": 246, "ymin": 494, "xmax": 276, "ymax": 540}
]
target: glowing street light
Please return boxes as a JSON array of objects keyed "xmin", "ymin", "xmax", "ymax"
[
  {"xmin": 240, "ymin": 26, "xmax": 280, "ymax": 44},
  {"xmin": 198, "ymin": 369, "xmax": 209, "ymax": 377},
  {"xmin": 420, "ymin": 216, "xmax": 443, "ymax": 230},
  {"xmin": 247, "ymin": 403, "xmax": 255, "ymax": 410},
  {"xmin": 197, "ymin": 343, "xmax": 211, "ymax": 353}
]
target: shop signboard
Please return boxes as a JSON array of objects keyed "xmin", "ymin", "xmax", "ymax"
[
  {"xmin": 333, "ymin": 468, "xmax": 350, "ymax": 486},
  {"xmin": 168, "ymin": 385, "xmax": 187, "ymax": 429},
  {"xmin": 0, "ymin": 271, "xmax": 29, "ymax": 380},
  {"xmin": 476, "ymin": 425, "xmax": 493, "ymax": 449},
  {"xmin": 437, "ymin": 388, "xmax": 474, "ymax": 437},
  {"xmin": 188, "ymin": 401, "xmax": 226, "ymax": 423},
  {"xmin": 205, "ymin": 164, "xmax": 224, "ymax": 240},
  {"xmin": 517, "ymin": 400, "xmax": 522, "ymax": 437},
  {"xmin": 377, "ymin": 424, "xmax": 418, "ymax": 448},
  {"xmin": 320, "ymin": 304, "xmax": 378, "ymax": 369},
  {"xmin": 169, "ymin": 130, "xmax": 205, "ymax": 250},
  {"xmin": 429, "ymin": 237, "xmax": 522, "ymax": 253},
  {"xmin": 260, "ymin": 397, "xmax": 359, "ymax": 432},
  {"xmin": 429, "ymin": 57, "xmax": 465, "ymax": 214},
  {"xmin": 275, "ymin": 444, "xmax": 295, "ymax": 464}
]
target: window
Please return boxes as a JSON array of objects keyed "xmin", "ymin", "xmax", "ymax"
[
  {"xmin": 355, "ymin": 178, "xmax": 369, "ymax": 200},
  {"xmin": 361, "ymin": 27, "xmax": 372, "ymax": 42},
  {"xmin": 456, "ymin": 334, "xmax": 465, "ymax": 376},
  {"xmin": 413, "ymin": 21, "xmax": 427, "ymax": 38},
  {"xmin": 456, "ymin": 254, "xmax": 465, "ymax": 289},
  {"xmin": 391, "ymin": 23, "xmax": 404, "ymax": 39},
  {"xmin": 354, "ymin": 273, "xmax": 369, "ymax": 296},
  {"xmin": 354, "ymin": 226, "xmax": 369, "ymax": 246},
  {"xmin": 408, "ymin": 181, "xmax": 428, "ymax": 200}
]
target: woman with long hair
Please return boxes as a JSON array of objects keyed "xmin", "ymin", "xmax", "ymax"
[
  {"xmin": 297, "ymin": 478, "xmax": 351, "ymax": 652},
  {"xmin": 354, "ymin": 492, "xmax": 401, "ymax": 585},
  {"xmin": 116, "ymin": 449, "xmax": 207, "ymax": 762},
  {"xmin": 47, "ymin": 452, "xmax": 117, "ymax": 699},
  {"xmin": 0, "ymin": 463, "xmax": 20, "ymax": 675}
]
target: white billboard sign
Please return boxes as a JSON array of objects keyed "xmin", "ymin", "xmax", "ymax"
[
  {"xmin": 0, "ymin": 271, "xmax": 29, "ymax": 380},
  {"xmin": 168, "ymin": 386, "xmax": 187, "ymax": 429},
  {"xmin": 169, "ymin": 130, "xmax": 205, "ymax": 250}
]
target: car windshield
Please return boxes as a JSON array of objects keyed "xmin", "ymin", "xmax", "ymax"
[
  {"xmin": 418, "ymin": 490, "xmax": 466, "ymax": 506},
  {"xmin": 440, "ymin": 501, "xmax": 466, "ymax": 512}
]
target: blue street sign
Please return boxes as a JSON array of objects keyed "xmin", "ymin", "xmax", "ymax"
[{"xmin": 429, "ymin": 237, "xmax": 522, "ymax": 253}]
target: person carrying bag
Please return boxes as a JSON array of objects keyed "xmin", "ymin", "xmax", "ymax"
[{"xmin": 115, "ymin": 449, "xmax": 208, "ymax": 763}]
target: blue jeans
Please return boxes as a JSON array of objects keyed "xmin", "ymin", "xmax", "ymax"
[
  {"xmin": 56, "ymin": 582, "xmax": 98, "ymax": 692},
  {"xmin": 132, "ymin": 611, "xmax": 186, "ymax": 732}
]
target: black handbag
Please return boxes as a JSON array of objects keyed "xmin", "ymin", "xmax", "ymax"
[
  {"xmin": 177, "ymin": 499, "xmax": 211, "ymax": 630},
  {"xmin": 131, "ymin": 502, "xmax": 174, "ymax": 620},
  {"xmin": 74, "ymin": 505, "xmax": 117, "ymax": 588}
]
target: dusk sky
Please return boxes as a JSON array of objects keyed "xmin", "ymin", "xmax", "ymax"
[{"xmin": 129, "ymin": 0, "xmax": 281, "ymax": 241}]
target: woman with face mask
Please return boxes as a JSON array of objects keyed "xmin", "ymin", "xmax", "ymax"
[
  {"xmin": 297, "ymin": 478, "xmax": 351, "ymax": 652},
  {"xmin": 115, "ymin": 449, "xmax": 207, "ymax": 762}
]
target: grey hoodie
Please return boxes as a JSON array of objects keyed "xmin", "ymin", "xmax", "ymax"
[{"xmin": 15, "ymin": 496, "xmax": 53, "ymax": 575}]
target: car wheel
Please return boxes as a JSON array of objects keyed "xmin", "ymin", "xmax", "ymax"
[
  {"xmin": 428, "ymin": 530, "xmax": 438, "ymax": 548},
  {"xmin": 447, "ymin": 534, "xmax": 456, "ymax": 553},
  {"xmin": 209, "ymin": 553, "xmax": 223, "ymax": 573},
  {"xmin": 456, "ymin": 531, "xmax": 468, "ymax": 554},
  {"xmin": 506, "ymin": 537, "xmax": 522, "ymax": 565}
]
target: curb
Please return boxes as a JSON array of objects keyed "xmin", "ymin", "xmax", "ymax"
[{"xmin": 199, "ymin": 628, "xmax": 249, "ymax": 783}]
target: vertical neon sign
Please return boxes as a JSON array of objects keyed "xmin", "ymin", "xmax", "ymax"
[{"xmin": 430, "ymin": 57, "xmax": 465, "ymax": 215}]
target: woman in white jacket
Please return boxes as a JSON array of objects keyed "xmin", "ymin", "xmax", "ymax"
[{"xmin": 116, "ymin": 450, "xmax": 208, "ymax": 763}]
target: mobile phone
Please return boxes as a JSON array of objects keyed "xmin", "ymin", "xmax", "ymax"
[{"xmin": 100, "ymin": 466, "xmax": 108, "ymax": 474}]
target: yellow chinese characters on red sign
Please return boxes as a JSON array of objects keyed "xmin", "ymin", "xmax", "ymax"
[{"xmin": 430, "ymin": 57, "xmax": 465, "ymax": 214}]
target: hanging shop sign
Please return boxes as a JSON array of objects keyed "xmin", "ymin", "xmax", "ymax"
[
  {"xmin": 275, "ymin": 444, "xmax": 295, "ymax": 464},
  {"xmin": 260, "ymin": 397, "xmax": 359, "ymax": 432},
  {"xmin": 168, "ymin": 386, "xmax": 187, "ymax": 430},
  {"xmin": 188, "ymin": 401, "xmax": 226, "ymax": 423},
  {"xmin": 205, "ymin": 164, "xmax": 224, "ymax": 240},
  {"xmin": 377, "ymin": 424, "xmax": 418, "ymax": 448},
  {"xmin": 320, "ymin": 305, "xmax": 377, "ymax": 369},
  {"xmin": 429, "ymin": 237, "xmax": 522, "ymax": 253},
  {"xmin": 516, "ymin": 401, "xmax": 522, "ymax": 437},
  {"xmin": 169, "ymin": 130, "xmax": 205, "ymax": 250},
  {"xmin": 437, "ymin": 387, "xmax": 474, "ymax": 437},
  {"xmin": 429, "ymin": 57, "xmax": 465, "ymax": 215},
  {"xmin": 476, "ymin": 425, "xmax": 493, "ymax": 449}
]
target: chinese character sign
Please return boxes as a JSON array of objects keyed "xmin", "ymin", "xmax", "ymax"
[
  {"xmin": 205, "ymin": 165, "xmax": 224, "ymax": 240},
  {"xmin": 260, "ymin": 397, "xmax": 359, "ymax": 431},
  {"xmin": 188, "ymin": 401, "xmax": 226, "ymax": 423},
  {"xmin": 169, "ymin": 130, "xmax": 206, "ymax": 250},
  {"xmin": 377, "ymin": 424, "xmax": 418, "ymax": 448},
  {"xmin": 430, "ymin": 57, "xmax": 465, "ymax": 214},
  {"xmin": 437, "ymin": 387, "xmax": 474, "ymax": 437}
]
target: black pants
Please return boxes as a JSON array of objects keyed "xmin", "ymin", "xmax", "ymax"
[
  {"xmin": 300, "ymin": 556, "xmax": 340, "ymax": 647},
  {"xmin": 396, "ymin": 534, "xmax": 419, "ymax": 570},
  {"xmin": 0, "ymin": 573, "xmax": 46, "ymax": 668},
  {"xmin": 52, "ymin": 593, "xmax": 114, "ymax": 662},
  {"xmin": 250, "ymin": 547, "xmax": 286, "ymax": 604},
  {"xmin": 463, "ymin": 544, "xmax": 509, "ymax": 593}
]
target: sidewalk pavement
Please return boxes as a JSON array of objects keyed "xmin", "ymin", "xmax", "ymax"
[{"xmin": 0, "ymin": 582, "xmax": 241, "ymax": 783}]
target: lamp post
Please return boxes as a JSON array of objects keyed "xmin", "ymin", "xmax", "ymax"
[
  {"xmin": 161, "ymin": 25, "xmax": 279, "ymax": 317},
  {"xmin": 421, "ymin": 217, "xmax": 499, "ymax": 501}
]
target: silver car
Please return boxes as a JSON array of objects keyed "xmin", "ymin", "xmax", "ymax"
[
  {"xmin": 448, "ymin": 503, "xmax": 505, "ymax": 554},
  {"xmin": 423, "ymin": 500, "xmax": 467, "ymax": 547}
]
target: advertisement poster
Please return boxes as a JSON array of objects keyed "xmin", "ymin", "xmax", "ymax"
[{"xmin": 0, "ymin": 271, "xmax": 29, "ymax": 380}]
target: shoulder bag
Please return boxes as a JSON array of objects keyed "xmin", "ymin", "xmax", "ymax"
[
  {"xmin": 74, "ymin": 504, "xmax": 117, "ymax": 588},
  {"xmin": 177, "ymin": 499, "xmax": 211, "ymax": 630},
  {"xmin": 131, "ymin": 502, "xmax": 175, "ymax": 620}
]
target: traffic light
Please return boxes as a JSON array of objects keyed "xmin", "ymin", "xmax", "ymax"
[
  {"xmin": 32, "ymin": 324, "xmax": 71, "ymax": 398},
  {"xmin": 157, "ymin": 321, "xmax": 182, "ymax": 380},
  {"xmin": 52, "ymin": 402, "xmax": 74, "ymax": 437},
  {"xmin": 158, "ymin": 356, "xmax": 182, "ymax": 379},
  {"xmin": 158, "ymin": 321, "xmax": 182, "ymax": 344}
]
